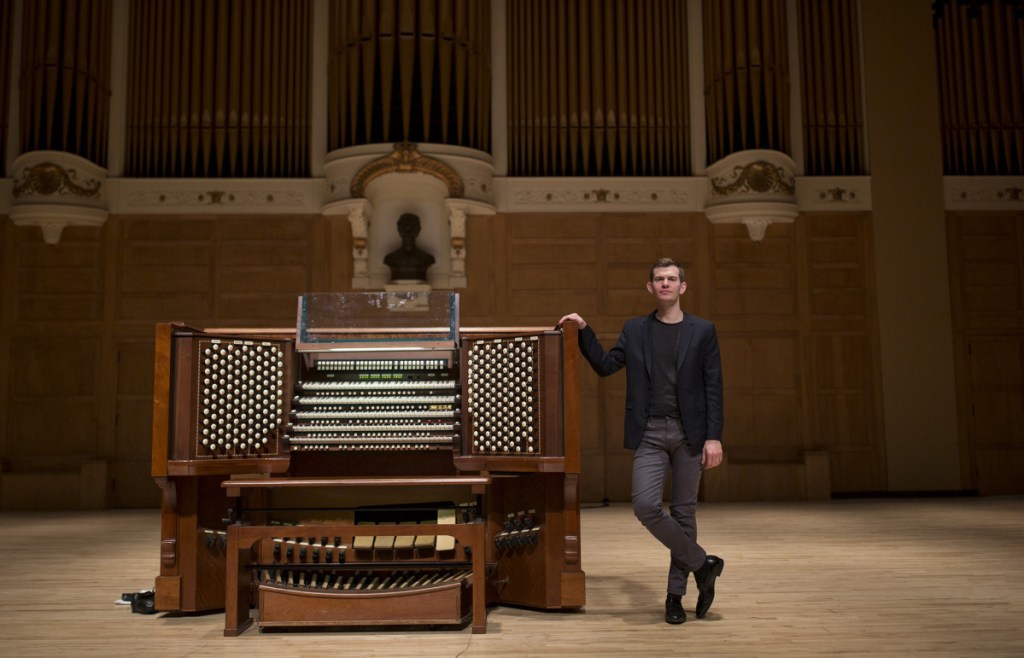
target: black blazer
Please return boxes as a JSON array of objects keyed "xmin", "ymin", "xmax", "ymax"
[{"xmin": 577, "ymin": 311, "xmax": 724, "ymax": 451}]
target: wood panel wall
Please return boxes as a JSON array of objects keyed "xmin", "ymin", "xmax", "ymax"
[
  {"xmin": 947, "ymin": 211, "xmax": 1024, "ymax": 495},
  {"xmin": 460, "ymin": 211, "xmax": 885, "ymax": 502},
  {"xmin": 0, "ymin": 214, "xmax": 344, "ymax": 509},
  {"xmin": 1, "ymin": 209, "xmax": 887, "ymax": 509}
]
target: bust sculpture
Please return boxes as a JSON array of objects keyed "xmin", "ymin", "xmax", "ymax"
[{"xmin": 384, "ymin": 213, "xmax": 435, "ymax": 282}]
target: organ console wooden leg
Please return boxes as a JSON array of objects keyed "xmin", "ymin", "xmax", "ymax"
[
  {"xmin": 223, "ymin": 524, "xmax": 252, "ymax": 637},
  {"xmin": 471, "ymin": 520, "xmax": 487, "ymax": 634}
]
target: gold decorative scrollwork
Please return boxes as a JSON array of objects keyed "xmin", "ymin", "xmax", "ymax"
[
  {"xmin": 819, "ymin": 187, "xmax": 857, "ymax": 202},
  {"xmin": 999, "ymin": 186, "xmax": 1023, "ymax": 201},
  {"xmin": 13, "ymin": 162, "xmax": 102, "ymax": 199},
  {"xmin": 350, "ymin": 142, "xmax": 464, "ymax": 198},
  {"xmin": 711, "ymin": 161, "xmax": 795, "ymax": 197}
]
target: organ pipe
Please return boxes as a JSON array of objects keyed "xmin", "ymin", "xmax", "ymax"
[
  {"xmin": 933, "ymin": 0, "xmax": 1024, "ymax": 175},
  {"xmin": 796, "ymin": 0, "xmax": 865, "ymax": 175},
  {"xmin": 18, "ymin": 0, "xmax": 112, "ymax": 166},
  {"xmin": 703, "ymin": 0, "xmax": 790, "ymax": 163},
  {"xmin": 507, "ymin": 0, "xmax": 690, "ymax": 176},
  {"xmin": 328, "ymin": 0, "xmax": 491, "ymax": 152},
  {"xmin": 125, "ymin": 0, "xmax": 311, "ymax": 177}
]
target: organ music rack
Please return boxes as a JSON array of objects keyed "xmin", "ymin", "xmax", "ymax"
[{"xmin": 150, "ymin": 292, "xmax": 585, "ymax": 633}]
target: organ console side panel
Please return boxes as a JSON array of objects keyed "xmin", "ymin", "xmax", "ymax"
[
  {"xmin": 149, "ymin": 292, "xmax": 585, "ymax": 629},
  {"xmin": 459, "ymin": 325, "xmax": 585, "ymax": 610},
  {"xmin": 151, "ymin": 322, "xmax": 174, "ymax": 480},
  {"xmin": 152, "ymin": 325, "xmax": 296, "ymax": 612},
  {"xmin": 561, "ymin": 323, "xmax": 582, "ymax": 474}
]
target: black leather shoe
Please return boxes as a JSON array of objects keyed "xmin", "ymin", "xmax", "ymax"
[
  {"xmin": 129, "ymin": 590, "xmax": 157, "ymax": 615},
  {"xmin": 665, "ymin": 595, "xmax": 686, "ymax": 624},
  {"xmin": 694, "ymin": 555, "xmax": 724, "ymax": 618}
]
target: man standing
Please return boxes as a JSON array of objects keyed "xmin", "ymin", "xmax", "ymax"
[{"xmin": 559, "ymin": 257, "xmax": 725, "ymax": 624}]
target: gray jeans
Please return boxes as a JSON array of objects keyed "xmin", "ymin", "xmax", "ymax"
[{"xmin": 631, "ymin": 416, "xmax": 707, "ymax": 597}]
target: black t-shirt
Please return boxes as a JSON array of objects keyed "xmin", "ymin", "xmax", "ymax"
[{"xmin": 648, "ymin": 316, "xmax": 682, "ymax": 417}]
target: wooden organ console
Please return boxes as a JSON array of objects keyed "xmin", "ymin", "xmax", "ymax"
[{"xmin": 150, "ymin": 292, "xmax": 585, "ymax": 634}]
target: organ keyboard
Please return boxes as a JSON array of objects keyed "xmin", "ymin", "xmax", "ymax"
[{"xmin": 151, "ymin": 292, "xmax": 585, "ymax": 634}]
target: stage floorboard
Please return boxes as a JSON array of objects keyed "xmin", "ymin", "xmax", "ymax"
[{"xmin": 2, "ymin": 497, "xmax": 1022, "ymax": 657}]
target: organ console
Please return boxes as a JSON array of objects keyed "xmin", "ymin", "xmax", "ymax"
[{"xmin": 150, "ymin": 292, "xmax": 585, "ymax": 634}]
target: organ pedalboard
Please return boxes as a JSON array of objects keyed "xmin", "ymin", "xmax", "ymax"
[{"xmin": 150, "ymin": 292, "xmax": 585, "ymax": 634}]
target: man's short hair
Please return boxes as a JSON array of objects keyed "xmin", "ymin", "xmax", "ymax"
[{"xmin": 650, "ymin": 257, "xmax": 684, "ymax": 282}]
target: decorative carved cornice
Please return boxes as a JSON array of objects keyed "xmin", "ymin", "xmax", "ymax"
[
  {"xmin": 944, "ymin": 177, "xmax": 1024, "ymax": 209},
  {"xmin": 350, "ymin": 142, "xmax": 464, "ymax": 198},
  {"xmin": 816, "ymin": 186, "xmax": 859, "ymax": 203},
  {"xmin": 953, "ymin": 184, "xmax": 1023, "ymax": 203},
  {"xmin": 710, "ymin": 161, "xmax": 795, "ymax": 197},
  {"xmin": 123, "ymin": 188, "xmax": 308, "ymax": 207},
  {"xmin": 13, "ymin": 162, "xmax": 102, "ymax": 199},
  {"xmin": 509, "ymin": 185, "xmax": 692, "ymax": 207},
  {"xmin": 795, "ymin": 177, "xmax": 872, "ymax": 210}
]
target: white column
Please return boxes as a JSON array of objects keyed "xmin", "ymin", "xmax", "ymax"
[
  {"xmin": 4, "ymin": 0, "xmax": 24, "ymax": 173},
  {"xmin": 310, "ymin": 0, "xmax": 329, "ymax": 177},
  {"xmin": 490, "ymin": 0, "xmax": 507, "ymax": 176},
  {"xmin": 686, "ymin": 0, "xmax": 706, "ymax": 175},
  {"xmin": 856, "ymin": 0, "xmax": 871, "ymax": 172},
  {"xmin": 107, "ymin": 0, "xmax": 130, "ymax": 176},
  {"xmin": 786, "ymin": 0, "xmax": 805, "ymax": 175}
]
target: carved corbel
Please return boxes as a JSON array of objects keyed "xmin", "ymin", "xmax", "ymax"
[
  {"xmin": 448, "ymin": 203, "xmax": 468, "ymax": 281},
  {"xmin": 348, "ymin": 203, "xmax": 371, "ymax": 281},
  {"xmin": 321, "ymin": 197, "xmax": 374, "ymax": 289},
  {"xmin": 9, "ymin": 151, "xmax": 109, "ymax": 244},
  {"xmin": 444, "ymin": 199, "xmax": 495, "ymax": 288},
  {"xmin": 704, "ymin": 150, "xmax": 799, "ymax": 242}
]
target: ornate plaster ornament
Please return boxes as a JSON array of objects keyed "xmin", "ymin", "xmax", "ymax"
[
  {"xmin": 13, "ymin": 162, "xmax": 102, "ymax": 199},
  {"xmin": 350, "ymin": 142, "xmax": 465, "ymax": 199}
]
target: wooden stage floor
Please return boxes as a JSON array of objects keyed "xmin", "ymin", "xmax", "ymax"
[{"xmin": 2, "ymin": 497, "xmax": 1022, "ymax": 657}]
